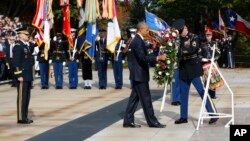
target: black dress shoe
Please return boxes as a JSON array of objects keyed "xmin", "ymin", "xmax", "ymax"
[
  {"xmin": 171, "ymin": 101, "xmax": 181, "ymax": 106},
  {"xmin": 175, "ymin": 118, "xmax": 188, "ymax": 124},
  {"xmin": 17, "ymin": 120, "xmax": 31, "ymax": 124},
  {"xmin": 115, "ymin": 86, "xmax": 122, "ymax": 89},
  {"xmin": 27, "ymin": 119, "xmax": 33, "ymax": 123},
  {"xmin": 99, "ymin": 86, "xmax": 106, "ymax": 89},
  {"xmin": 149, "ymin": 123, "xmax": 166, "ymax": 128},
  {"xmin": 209, "ymin": 118, "xmax": 219, "ymax": 124},
  {"xmin": 41, "ymin": 86, "xmax": 46, "ymax": 89},
  {"xmin": 123, "ymin": 123, "xmax": 141, "ymax": 128}
]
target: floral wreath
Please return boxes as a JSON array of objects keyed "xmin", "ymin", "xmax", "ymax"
[{"xmin": 153, "ymin": 28, "xmax": 179, "ymax": 85}]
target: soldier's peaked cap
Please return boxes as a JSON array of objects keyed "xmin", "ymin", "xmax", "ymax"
[
  {"xmin": 172, "ymin": 19, "xmax": 185, "ymax": 30},
  {"xmin": 16, "ymin": 27, "xmax": 30, "ymax": 35}
]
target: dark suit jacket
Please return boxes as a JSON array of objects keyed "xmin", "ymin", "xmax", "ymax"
[
  {"xmin": 4, "ymin": 39, "xmax": 12, "ymax": 63},
  {"xmin": 128, "ymin": 34, "xmax": 156, "ymax": 82}
]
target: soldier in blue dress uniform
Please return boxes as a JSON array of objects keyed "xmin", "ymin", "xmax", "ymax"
[
  {"xmin": 66, "ymin": 28, "xmax": 78, "ymax": 89},
  {"xmin": 172, "ymin": 19, "xmax": 218, "ymax": 125},
  {"xmin": 96, "ymin": 29, "xmax": 109, "ymax": 89},
  {"xmin": 111, "ymin": 39, "xmax": 124, "ymax": 89},
  {"xmin": 200, "ymin": 28, "xmax": 221, "ymax": 99},
  {"xmin": 12, "ymin": 28, "xmax": 34, "ymax": 124},
  {"xmin": 37, "ymin": 43, "xmax": 49, "ymax": 89},
  {"xmin": 50, "ymin": 33, "xmax": 67, "ymax": 89}
]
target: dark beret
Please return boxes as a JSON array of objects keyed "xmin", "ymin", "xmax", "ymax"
[{"xmin": 172, "ymin": 19, "xmax": 185, "ymax": 30}]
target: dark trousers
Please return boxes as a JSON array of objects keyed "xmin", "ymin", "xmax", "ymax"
[
  {"xmin": 81, "ymin": 58, "xmax": 92, "ymax": 80},
  {"xmin": 39, "ymin": 62, "xmax": 49, "ymax": 88},
  {"xmin": 17, "ymin": 81, "xmax": 31, "ymax": 121},
  {"xmin": 112, "ymin": 54, "xmax": 123, "ymax": 88},
  {"xmin": 68, "ymin": 61, "xmax": 78, "ymax": 87},
  {"xmin": 97, "ymin": 54, "xmax": 108, "ymax": 87},
  {"xmin": 124, "ymin": 81, "xmax": 159, "ymax": 126}
]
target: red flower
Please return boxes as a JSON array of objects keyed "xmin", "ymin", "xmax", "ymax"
[{"xmin": 160, "ymin": 65, "xmax": 167, "ymax": 70}]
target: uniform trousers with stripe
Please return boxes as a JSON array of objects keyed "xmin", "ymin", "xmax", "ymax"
[
  {"xmin": 17, "ymin": 81, "xmax": 32, "ymax": 121},
  {"xmin": 180, "ymin": 77, "xmax": 217, "ymax": 119}
]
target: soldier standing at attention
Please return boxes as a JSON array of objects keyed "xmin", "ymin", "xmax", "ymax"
[
  {"xmin": 111, "ymin": 39, "xmax": 124, "ymax": 89},
  {"xmin": 67, "ymin": 28, "xmax": 78, "ymax": 89},
  {"xmin": 12, "ymin": 28, "xmax": 34, "ymax": 124},
  {"xmin": 201, "ymin": 28, "xmax": 221, "ymax": 99},
  {"xmin": 50, "ymin": 33, "xmax": 67, "ymax": 89},
  {"xmin": 172, "ymin": 19, "xmax": 218, "ymax": 125},
  {"xmin": 96, "ymin": 29, "xmax": 109, "ymax": 89},
  {"xmin": 37, "ymin": 43, "xmax": 49, "ymax": 89}
]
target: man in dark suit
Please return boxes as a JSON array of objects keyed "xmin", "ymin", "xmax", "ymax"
[
  {"xmin": 4, "ymin": 30, "xmax": 17, "ymax": 87},
  {"xmin": 12, "ymin": 28, "xmax": 34, "ymax": 124},
  {"xmin": 123, "ymin": 21, "xmax": 166, "ymax": 128}
]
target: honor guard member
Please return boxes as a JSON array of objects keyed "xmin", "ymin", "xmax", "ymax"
[
  {"xmin": 201, "ymin": 28, "xmax": 221, "ymax": 99},
  {"xmin": 79, "ymin": 47, "xmax": 93, "ymax": 89},
  {"xmin": 50, "ymin": 33, "xmax": 67, "ymax": 89},
  {"xmin": 96, "ymin": 29, "xmax": 109, "ymax": 89},
  {"xmin": 12, "ymin": 28, "xmax": 34, "ymax": 124},
  {"xmin": 111, "ymin": 39, "xmax": 124, "ymax": 89},
  {"xmin": 123, "ymin": 28, "xmax": 137, "ymax": 88},
  {"xmin": 67, "ymin": 28, "xmax": 78, "ymax": 89},
  {"xmin": 172, "ymin": 19, "xmax": 218, "ymax": 125},
  {"xmin": 37, "ymin": 43, "xmax": 49, "ymax": 89}
]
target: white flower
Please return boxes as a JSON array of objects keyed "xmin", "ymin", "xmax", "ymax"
[
  {"xmin": 172, "ymin": 32, "xmax": 177, "ymax": 37},
  {"xmin": 167, "ymin": 60, "xmax": 171, "ymax": 64},
  {"xmin": 158, "ymin": 71, "xmax": 162, "ymax": 75},
  {"xmin": 168, "ymin": 42, "xmax": 173, "ymax": 46},
  {"xmin": 166, "ymin": 72, "xmax": 170, "ymax": 76},
  {"xmin": 165, "ymin": 33, "xmax": 169, "ymax": 38},
  {"xmin": 156, "ymin": 64, "xmax": 160, "ymax": 67}
]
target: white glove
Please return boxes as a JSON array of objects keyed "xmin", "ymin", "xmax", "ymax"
[
  {"xmin": 202, "ymin": 58, "xmax": 209, "ymax": 62},
  {"xmin": 96, "ymin": 36, "xmax": 100, "ymax": 41},
  {"xmin": 49, "ymin": 59, "xmax": 52, "ymax": 64},
  {"xmin": 63, "ymin": 62, "xmax": 66, "ymax": 66},
  {"xmin": 53, "ymin": 36, "xmax": 57, "ymax": 41}
]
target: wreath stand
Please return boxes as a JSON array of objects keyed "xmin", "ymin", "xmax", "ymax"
[{"xmin": 196, "ymin": 44, "xmax": 234, "ymax": 130}]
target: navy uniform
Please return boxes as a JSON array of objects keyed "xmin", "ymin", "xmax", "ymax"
[
  {"xmin": 37, "ymin": 43, "xmax": 49, "ymax": 89},
  {"xmin": 79, "ymin": 52, "xmax": 93, "ymax": 89},
  {"xmin": 111, "ymin": 39, "xmax": 124, "ymax": 89},
  {"xmin": 67, "ymin": 29, "xmax": 78, "ymax": 89},
  {"xmin": 50, "ymin": 33, "xmax": 67, "ymax": 89},
  {"xmin": 172, "ymin": 19, "xmax": 218, "ymax": 125},
  {"xmin": 12, "ymin": 29, "xmax": 34, "ymax": 124},
  {"xmin": 96, "ymin": 30, "xmax": 109, "ymax": 89},
  {"xmin": 201, "ymin": 28, "xmax": 221, "ymax": 99}
]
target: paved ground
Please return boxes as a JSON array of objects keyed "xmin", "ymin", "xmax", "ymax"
[{"xmin": 0, "ymin": 68, "xmax": 250, "ymax": 141}]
